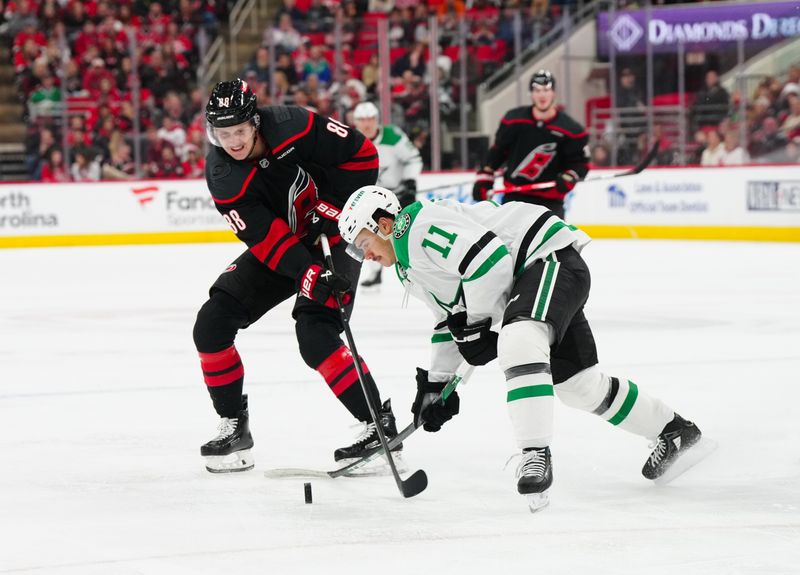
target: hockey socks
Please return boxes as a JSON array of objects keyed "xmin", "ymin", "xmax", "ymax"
[
  {"xmin": 499, "ymin": 321, "xmax": 555, "ymax": 448},
  {"xmin": 317, "ymin": 345, "xmax": 381, "ymax": 423},
  {"xmin": 199, "ymin": 345, "xmax": 245, "ymax": 418}
]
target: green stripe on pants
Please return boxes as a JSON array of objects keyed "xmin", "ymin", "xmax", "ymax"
[
  {"xmin": 507, "ymin": 384, "xmax": 554, "ymax": 402},
  {"xmin": 607, "ymin": 381, "xmax": 638, "ymax": 425}
]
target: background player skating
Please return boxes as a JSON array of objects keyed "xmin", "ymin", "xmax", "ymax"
[
  {"xmin": 193, "ymin": 79, "xmax": 401, "ymax": 473},
  {"xmin": 472, "ymin": 70, "xmax": 589, "ymax": 219},
  {"xmin": 352, "ymin": 101, "xmax": 422, "ymax": 287},
  {"xmin": 337, "ymin": 186, "xmax": 711, "ymax": 511}
]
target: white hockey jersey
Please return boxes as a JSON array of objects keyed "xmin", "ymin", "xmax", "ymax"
[
  {"xmin": 373, "ymin": 125, "xmax": 423, "ymax": 191},
  {"xmin": 391, "ymin": 199, "xmax": 590, "ymax": 382}
]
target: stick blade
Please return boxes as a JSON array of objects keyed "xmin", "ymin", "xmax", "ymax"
[{"xmin": 400, "ymin": 469, "xmax": 428, "ymax": 498}]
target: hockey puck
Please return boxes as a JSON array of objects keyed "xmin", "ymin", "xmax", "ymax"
[{"xmin": 304, "ymin": 482, "xmax": 313, "ymax": 504}]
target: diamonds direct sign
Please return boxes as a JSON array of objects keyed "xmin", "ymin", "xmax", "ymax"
[{"xmin": 598, "ymin": 1, "xmax": 800, "ymax": 56}]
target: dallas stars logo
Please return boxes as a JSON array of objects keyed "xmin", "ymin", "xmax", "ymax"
[{"xmin": 393, "ymin": 213, "xmax": 411, "ymax": 239}]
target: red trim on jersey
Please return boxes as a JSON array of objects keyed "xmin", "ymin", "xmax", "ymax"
[
  {"xmin": 501, "ymin": 118, "xmax": 536, "ymax": 126},
  {"xmin": 250, "ymin": 218, "xmax": 293, "ymax": 262},
  {"xmin": 266, "ymin": 234, "xmax": 300, "ymax": 270},
  {"xmin": 337, "ymin": 157, "xmax": 380, "ymax": 170},
  {"xmin": 352, "ymin": 138, "xmax": 378, "ymax": 159},
  {"xmin": 212, "ymin": 167, "xmax": 257, "ymax": 205},
  {"xmin": 198, "ymin": 346, "xmax": 240, "ymax": 372},
  {"xmin": 272, "ymin": 111, "xmax": 314, "ymax": 154},
  {"xmin": 546, "ymin": 124, "xmax": 588, "ymax": 139}
]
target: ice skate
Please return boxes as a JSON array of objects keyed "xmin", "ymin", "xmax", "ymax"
[
  {"xmin": 643, "ymin": 414, "xmax": 715, "ymax": 485},
  {"xmin": 516, "ymin": 447, "xmax": 552, "ymax": 513},
  {"xmin": 201, "ymin": 395, "xmax": 254, "ymax": 473},
  {"xmin": 334, "ymin": 399, "xmax": 405, "ymax": 476},
  {"xmin": 360, "ymin": 267, "xmax": 382, "ymax": 288}
]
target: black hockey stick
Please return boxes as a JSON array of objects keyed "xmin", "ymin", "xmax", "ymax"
[
  {"xmin": 263, "ymin": 362, "xmax": 475, "ymax": 480},
  {"xmin": 327, "ymin": 361, "xmax": 475, "ymax": 477},
  {"xmin": 319, "ymin": 234, "xmax": 427, "ymax": 498}
]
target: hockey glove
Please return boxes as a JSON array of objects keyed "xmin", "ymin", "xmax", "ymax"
[
  {"xmin": 297, "ymin": 263, "xmax": 351, "ymax": 309},
  {"xmin": 555, "ymin": 170, "xmax": 579, "ymax": 195},
  {"xmin": 305, "ymin": 200, "xmax": 342, "ymax": 246},
  {"xmin": 411, "ymin": 368, "xmax": 460, "ymax": 432},
  {"xmin": 446, "ymin": 310, "xmax": 498, "ymax": 366},
  {"xmin": 395, "ymin": 179, "xmax": 417, "ymax": 207},
  {"xmin": 472, "ymin": 167, "xmax": 494, "ymax": 202}
]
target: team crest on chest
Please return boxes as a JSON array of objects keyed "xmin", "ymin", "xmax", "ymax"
[
  {"xmin": 259, "ymin": 158, "xmax": 270, "ymax": 169},
  {"xmin": 394, "ymin": 213, "xmax": 411, "ymax": 238}
]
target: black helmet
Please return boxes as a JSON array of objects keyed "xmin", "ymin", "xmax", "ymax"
[
  {"xmin": 205, "ymin": 78, "xmax": 258, "ymax": 128},
  {"xmin": 530, "ymin": 69, "xmax": 555, "ymax": 91}
]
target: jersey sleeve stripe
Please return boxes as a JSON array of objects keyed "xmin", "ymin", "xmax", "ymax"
[
  {"xmin": 249, "ymin": 218, "xmax": 293, "ymax": 262},
  {"xmin": 272, "ymin": 110, "xmax": 314, "ymax": 154},
  {"xmin": 514, "ymin": 212, "xmax": 553, "ymax": 273},
  {"xmin": 338, "ymin": 157, "xmax": 379, "ymax": 170},
  {"xmin": 463, "ymin": 244, "xmax": 510, "ymax": 282},
  {"xmin": 266, "ymin": 234, "xmax": 301, "ymax": 270},
  {"xmin": 352, "ymin": 138, "xmax": 378, "ymax": 159},
  {"xmin": 212, "ymin": 166, "xmax": 257, "ymax": 205},
  {"xmin": 458, "ymin": 231, "xmax": 497, "ymax": 275}
]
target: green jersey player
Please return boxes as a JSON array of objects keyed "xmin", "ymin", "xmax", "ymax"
[{"xmin": 337, "ymin": 185, "xmax": 710, "ymax": 512}]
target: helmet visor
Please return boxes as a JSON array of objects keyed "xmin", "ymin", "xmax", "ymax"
[
  {"xmin": 206, "ymin": 118, "xmax": 258, "ymax": 148},
  {"xmin": 345, "ymin": 242, "xmax": 365, "ymax": 262}
]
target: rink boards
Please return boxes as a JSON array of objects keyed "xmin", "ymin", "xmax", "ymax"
[{"xmin": 0, "ymin": 165, "xmax": 798, "ymax": 248}]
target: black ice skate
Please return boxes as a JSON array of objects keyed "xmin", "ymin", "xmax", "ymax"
[
  {"xmin": 642, "ymin": 413, "xmax": 712, "ymax": 484},
  {"xmin": 334, "ymin": 399, "xmax": 404, "ymax": 475},
  {"xmin": 516, "ymin": 447, "xmax": 552, "ymax": 513},
  {"xmin": 201, "ymin": 394, "xmax": 254, "ymax": 473},
  {"xmin": 360, "ymin": 268, "xmax": 382, "ymax": 287}
]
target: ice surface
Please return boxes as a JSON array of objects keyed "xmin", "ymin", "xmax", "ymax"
[{"xmin": 1, "ymin": 240, "xmax": 799, "ymax": 574}]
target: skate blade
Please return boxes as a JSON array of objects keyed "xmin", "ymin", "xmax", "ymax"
[
  {"xmin": 654, "ymin": 437, "xmax": 718, "ymax": 486},
  {"xmin": 204, "ymin": 449, "xmax": 255, "ymax": 474},
  {"xmin": 340, "ymin": 452, "xmax": 407, "ymax": 477},
  {"xmin": 525, "ymin": 490, "xmax": 550, "ymax": 513}
]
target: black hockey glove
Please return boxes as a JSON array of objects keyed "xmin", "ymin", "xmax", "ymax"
[
  {"xmin": 411, "ymin": 368, "xmax": 460, "ymax": 432},
  {"xmin": 472, "ymin": 167, "xmax": 494, "ymax": 202},
  {"xmin": 395, "ymin": 179, "xmax": 417, "ymax": 207},
  {"xmin": 555, "ymin": 170, "xmax": 579, "ymax": 195},
  {"xmin": 305, "ymin": 200, "xmax": 342, "ymax": 246},
  {"xmin": 297, "ymin": 263, "xmax": 351, "ymax": 309},
  {"xmin": 446, "ymin": 311, "xmax": 498, "ymax": 366}
]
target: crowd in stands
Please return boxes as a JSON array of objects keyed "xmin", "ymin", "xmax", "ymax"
[
  {"xmin": 1, "ymin": 0, "xmax": 798, "ymax": 182},
  {"xmin": 590, "ymin": 64, "xmax": 800, "ymax": 168},
  {"xmin": 1, "ymin": 0, "xmax": 230, "ymax": 182}
]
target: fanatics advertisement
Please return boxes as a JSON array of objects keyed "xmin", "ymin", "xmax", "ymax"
[
  {"xmin": 1, "ymin": 166, "xmax": 799, "ymax": 247},
  {"xmin": 597, "ymin": 1, "xmax": 800, "ymax": 56}
]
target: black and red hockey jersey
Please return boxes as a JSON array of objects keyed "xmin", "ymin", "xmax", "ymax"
[
  {"xmin": 205, "ymin": 105, "xmax": 379, "ymax": 281},
  {"xmin": 485, "ymin": 107, "xmax": 589, "ymax": 200}
]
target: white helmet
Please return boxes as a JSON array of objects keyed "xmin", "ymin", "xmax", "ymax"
[
  {"xmin": 339, "ymin": 185, "xmax": 401, "ymax": 244},
  {"xmin": 353, "ymin": 101, "xmax": 380, "ymax": 120}
]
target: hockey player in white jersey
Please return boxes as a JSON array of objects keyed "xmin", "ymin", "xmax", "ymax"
[
  {"xmin": 338, "ymin": 185, "xmax": 709, "ymax": 512},
  {"xmin": 353, "ymin": 102, "xmax": 422, "ymax": 287}
]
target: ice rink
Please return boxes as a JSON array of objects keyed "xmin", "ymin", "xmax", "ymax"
[{"xmin": 1, "ymin": 238, "xmax": 799, "ymax": 574}]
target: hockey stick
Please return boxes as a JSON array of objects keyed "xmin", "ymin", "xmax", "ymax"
[
  {"xmin": 264, "ymin": 361, "xmax": 475, "ymax": 479},
  {"xmin": 499, "ymin": 142, "xmax": 660, "ymax": 195},
  {"xmin": 319, "ymin": 234, "xmax": 428, "ymax": 498}
]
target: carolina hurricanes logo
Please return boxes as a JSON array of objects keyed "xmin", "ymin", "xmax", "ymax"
[
  {"xmin": 511, "ymin": 143, "xmax": 557, "ymax": 181},
  {"xmin": 130, "ymin": 185, "xmax": 160, "ymax": 206},
  {"xmin": 287, "ymin": 167, "xmax": 319, "ymax": 233}
]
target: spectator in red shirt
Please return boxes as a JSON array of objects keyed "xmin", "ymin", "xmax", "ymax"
[{"xmin": 40, "ymin": 148, "xmax": 71, "ymax": 182}]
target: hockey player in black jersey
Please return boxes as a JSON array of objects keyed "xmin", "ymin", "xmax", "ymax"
[
  {"xmin": 193, "ymin": 78, "xmax": 401, "ymax": 473},
  {"xmin": 472, "ymin": 70, "xmax": 590, "ymax": 219}
]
